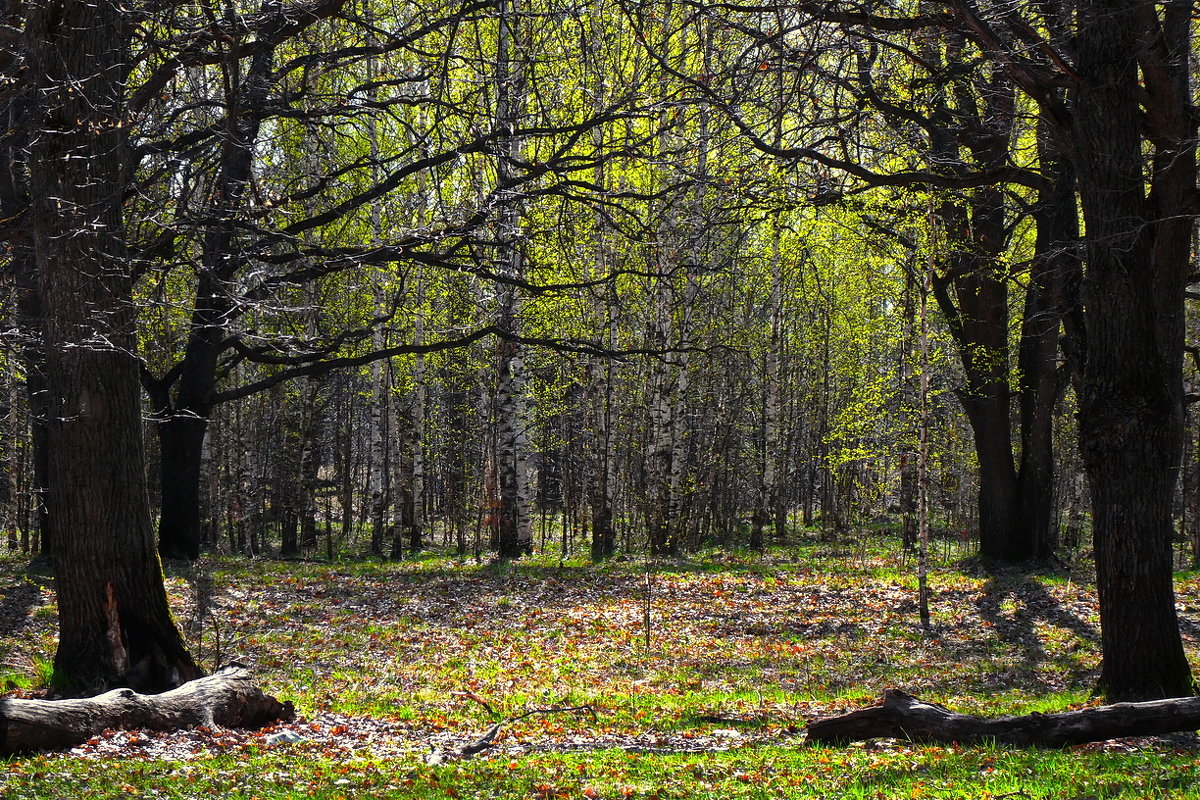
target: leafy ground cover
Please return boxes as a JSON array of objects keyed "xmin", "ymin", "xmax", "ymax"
[{"xmin": 3, "ymin": 537, "xmax": 1200, "ymax": 798}]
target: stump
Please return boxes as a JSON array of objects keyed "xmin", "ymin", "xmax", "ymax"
[
  {"xmin": 1, "ymin": 663, "xmax": 294, "ymax": 755},
  {"xmin": 806, "ymin": 688, "xmax": 1200, "ymax": 747}
]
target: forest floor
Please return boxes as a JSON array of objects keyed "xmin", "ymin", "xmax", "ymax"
[{"xmin": 4, "ymin": 535, "xmax": 1200, "ymax": 797}]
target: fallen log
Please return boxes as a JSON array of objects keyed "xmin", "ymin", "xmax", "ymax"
[
  {"xmin": 806, "ymin": 688, "xmax": 1200, "ymax": 747},
  {"xmin": 0, "ymin": 663, "xmax": 294, "ymax": 755}
]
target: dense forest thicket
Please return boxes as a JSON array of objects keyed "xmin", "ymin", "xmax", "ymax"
[
  {"xmin": 0, "ymin": 0, "xmax": 1100, "ymax": 562},
  {"xmin": 3, "ymin": 0, "xmax": 1200, "ymax": 700}
]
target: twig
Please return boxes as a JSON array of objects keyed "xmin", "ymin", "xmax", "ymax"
[
  {"xmin": 460, "ymin": 722, "xmax": 503, "ymax": 756},
  {"xmin": 452, "ymin": 690, "xmax": 498, "ymax": 717},
  {"xmin": 505, "ymin": 704, "xmax": 599, "ymax": 725},
  {"xmin": 459, "ymin": 705, "xmax": 598, "ymax": 758}
]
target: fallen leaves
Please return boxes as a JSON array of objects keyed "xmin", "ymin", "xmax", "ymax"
[{"xmin": 3, "ymin": 546, "xmax": 1190, "ymax": 765}]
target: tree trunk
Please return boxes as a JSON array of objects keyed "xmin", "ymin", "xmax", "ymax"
[
  {"xmin": 369, "ymin": 355, "xmax": 392, "ymax": 556},
  {"xmin": 156, "ymin": 416, "xmax": 208, "ymax": 560},
  {"xmin": 899, "ymin": 262, "xmax": 918, "ymax": 551},
  {"xmin": 1072, "ymin": 0, "xmax": 1194, "ymax": 701},
  {"xmin": 0, "ymin": 665, "xmax": 293, "ymax": 755},
  {"xmin": 922, "ymin": 60, "xmax": 1067, "ymax": 567},
  {"xmin": 760, "ymin": 215, "xmax": 786, "ymax": 549},
  {"xmin": 586, "ymin": 49, "xmax": 617, "ymax": 561},
  {"xmin": 147, "ymin": 14, "xmax": 277, "ymax": 562},
  {"xmin": 1016, "ymin": 137, "xmax": 1077, "ymax": 562},
  {"xmin": 492, "ymin": 0, "xmax": 532, "ymax": 559},
  {"xmin": 26, "ymin": 0, "xmax": 200, "ymax": 694},
  {"xmin": 960, "ymin": 394, "xmax": 1021, "ymax": 562},
  {"xmin": 589, "ymin": 311, "xmax": 618, "ymax": 561},
  {"xmin": 807, "ymin": 688, "xmax": 1200, "ymax": 747}
]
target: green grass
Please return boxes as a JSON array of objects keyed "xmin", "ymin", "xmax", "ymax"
[
  {"xmin": 4, "ymin": 743, "xmax": 1199, "ymax": 799},
  {"xmin": 2, "ymin": 537, "xmax": 1199, "ymax": 797}
]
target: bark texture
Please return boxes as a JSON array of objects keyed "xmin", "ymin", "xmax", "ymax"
[
  {"xmin": 924, "ymin": 65, "xmax": 1062, "ymax": 566},
  {"xmin": 0, "ymin": 664, "xmax": 294, "ymax": 755},
  {"xmin": 492, "ymin": 0, "xmax": 533, "ymax": 559},
  {"xmin": 1071, "ymin": 0, "xmax": 1194, "ymax": 701},
  {"xmin": 807, "ymin": 688, "xmax": 1200, "ymax": 747},
  {"xmin": 27, "ymin": 0, "xmax": 200, "ymax": 693}
]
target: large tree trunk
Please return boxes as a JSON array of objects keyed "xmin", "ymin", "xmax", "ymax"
[
  {"xmin": 807, "ymin": 689, "xmax": 1200, "ymax": 747},
  {"xmin": 929, "ymin": 172, "xmax": 1026, "ymax": 564},
  {"xmin": 0, "ymin": 665, "xmax": 293, "ymax": 755},
  {"xmin": 924, "ymin": 62, "xmax": 1066, "ymax": 567},
  {"xmin": 150, "ymin": 286, "xmax": 225, "ymax": 562},
  {"xmin": 27, "ymin": 0, "xmax": 201, "ymax": 695},
  {"xmin": 961, "ymin": 394, "xmax": 1021, "ymax": 562},
  {"xmin": 1072, "ymin": 0, "xmax": 1194, "ymax": 701}
]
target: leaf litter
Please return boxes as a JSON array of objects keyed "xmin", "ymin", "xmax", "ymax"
[{"xmin": 4, "ymin": 548, "xmax": 1200, "ymax": 761}]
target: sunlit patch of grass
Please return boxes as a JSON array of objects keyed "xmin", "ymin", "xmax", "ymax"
[
  {"xmin": 7, "ymin": 537, "xmax": 1200, "ymax": 798},
  {"xmin": 0, "ymin": 667, "xmax": 32, "ymax": 692},
  {"xmin": 6, "ymin": 742, "xmax": 1200, "ymax": 799}
]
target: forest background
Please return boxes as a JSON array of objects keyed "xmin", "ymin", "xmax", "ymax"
[{"xmin": 5, "ymin": 0, "xmax": 1200, "ymax": 794}]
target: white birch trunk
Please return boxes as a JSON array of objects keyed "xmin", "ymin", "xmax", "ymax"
[
  {"xmin": 585, "ymin": 23, "xmax": 617, "ymax": 559},
  {"xmin": 646, "ymin": 286, "xmax": 675, "ymax": 554},
  {"xmin": 411, "ymin": 274, "xmax": 428, "ymax": 549},
  {"xmin": 492, "ymin": 0, "xmax": 532, "ymax": 557},
  {"xmin": 758, "ymin": 219, "xmax": 785, "ymax": 548},
  {"xmin": 366, "ymin": 32, "xmax": 390, "ymax": 555}
]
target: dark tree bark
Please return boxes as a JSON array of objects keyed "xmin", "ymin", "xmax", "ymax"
[
  {"xmin": 1069, "ymin": 0, "xmax": 1195, "ymax": 700},
  {"xmin": 0, "ymin": 665, "xmax": 293, "ymax": 755},
  {"xmin": 807, "ymin": 688, "xmax": 1200, "ymax": 747},
  {"xmin": 154, "ymin": 415, "xmax": 209, "ymax": 560},
  {"xmin": 26, "ymin": 0, "xmax": 200, "ymax": 694}
]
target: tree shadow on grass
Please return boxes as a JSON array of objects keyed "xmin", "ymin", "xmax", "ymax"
[
  {"xmin": 0, "ymin": 576, "xmax": 43, "ymax": 638},
  {"xmin": 974, "ymin": 574, "xmax": 1099, "ymax": 683}
]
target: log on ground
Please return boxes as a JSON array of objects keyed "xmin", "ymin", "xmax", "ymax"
[
  {"xmin": 0, "ymin": 663, "xmax": 294, "ymax": 755},
  {"xmin": 806, "ymin": 688, "xmax": 1200, "ymax": 747}
]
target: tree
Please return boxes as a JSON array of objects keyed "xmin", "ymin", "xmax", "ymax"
[
  {"xmin": 851, "ymin": 0, "xmax": 1192, "ymax": 699},
  {"xmin": 490, "ymin": 0, "xmax": 534, "ymax": 558},
  {"xmin": 23, "ymin": 0, "xmax": 199, "ymax": 693},
  {"xmin": 675, "ymin": 5, "xmax": 1071, "ymax": 563},
  {"xmin": 1060, "ymin": 0, "xmax": 1195, "ymax": 700}
]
